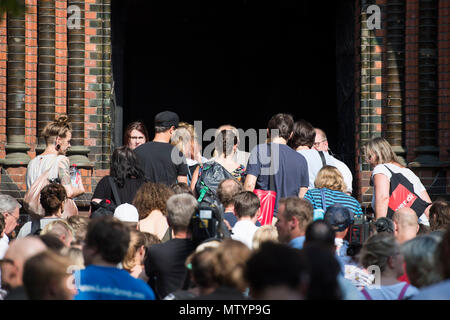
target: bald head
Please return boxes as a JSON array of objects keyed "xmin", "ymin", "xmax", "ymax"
[
  {"xmin": 392, "ymin": 208, "xmax": 419, "ymax": 244},
  {"xmin": 313, "ymin": 128, "xmax": 328, "ymax": 151},
  {"xmin": 2, "ymin": 236, "xmax": 47, "ymax": 288},
  {"xmin": 217, "ymin": 179, "xmax": 243, "ymax": 210}
]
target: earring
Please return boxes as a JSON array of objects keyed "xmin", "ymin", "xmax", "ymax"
[{"xmin": 56, "ymin": 144, "xmax": 61, "ymax": 150}]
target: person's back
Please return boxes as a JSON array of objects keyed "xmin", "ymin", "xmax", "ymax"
[
  {"xmin": 134, "ymin": 111, "xmax": 188, "ymax": 186},
  {"xmin": 144, "ymin": 194, "xmax": 198, "ymax": 299},
  {"xmin": 75, "ymin": 216, "xmax": 155, "ymax": 300},
  {"xmin": 244, "ymin": 114, "xmax": 309, "ymax": 217},
  {"xmin": 247, "ymin": 143, "xmax": 308, "ymax": 214}
]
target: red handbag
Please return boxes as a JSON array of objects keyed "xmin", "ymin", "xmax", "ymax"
[
  {"xmin": 253, "ymin": 189, "xmax": 276, "ymax": 225},
  {"xmin": 253, "ymin": 144, "xmax": 276, "ymax": 225}
]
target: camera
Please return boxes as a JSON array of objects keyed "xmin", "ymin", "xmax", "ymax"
[
  {"xmin": 347, "ymin": 211, "xmax": 374, "ymax": 257},
  {"xmin": 191, "ymin": 201, "xmax": 229, "ymax": 245}
]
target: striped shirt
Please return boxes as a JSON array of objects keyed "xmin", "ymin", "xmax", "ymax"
[{"xmin": 304, "ymin": 188, "xmax": 363, "ymax": 217}]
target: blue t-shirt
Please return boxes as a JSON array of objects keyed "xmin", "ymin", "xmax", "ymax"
[
  {"xmin": 304, "ymin": 188, "xmax": 363, "ymax": 218},
  {"xmin": 246, "ymin": 143, "xmax": 309, "ymax": 215},
  {"xmin": 74, "ymin": 265, "xmax": 156, "ymax": 300},
  {"xmin": 289, "ymin": 236, "xmax": 305, "ymax": 250}
]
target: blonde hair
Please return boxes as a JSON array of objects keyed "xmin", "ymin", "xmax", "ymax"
[
  {"xmin": 363, "ymin": 137, "xmax": 403, "ymax": 166},
  {"xmin": 252, "ymin": 225, "xmax": 279, "ymax": 250},
  {"xmin": 42, "ymin": 115, "xmax": 72, "ymax": 145},
  {"xmin": 211, "ymin": 239, "xmax": 251, "ymax": 292},
  {"xmin": 122, "ymin": 230, "xmax": 146, "ymax": 272},
  {"xmin": 171, "ymin": 122, "xmax": 197, "ymax": 158},
  {"xmin": 41, "ymin": 220, "xmax": 74, "ymax": 241},
  {"xmin": 360, "ymin": 233, "xmax": 399, "ymax": 272},
  {"xmin": 314, "ymin": 165, "xmax": 347, "ymax": 193},
  {"xmin": 63, "ymin": 247, "xmax": 85, "ymax": 269}
]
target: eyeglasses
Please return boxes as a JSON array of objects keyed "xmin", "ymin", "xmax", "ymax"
[{"xmin": 313, "ymin": 139, "xmax": 327, "ymax": 147}]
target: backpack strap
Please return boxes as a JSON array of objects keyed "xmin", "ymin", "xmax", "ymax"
[
  {"xmin": 108, "ymin": 177, "xmax": 122, "ymax": 206},
  {"xmin": 318, "ymin": 151, "xmax": 327, "ymax": 167},
  {"xmin": 361, "ymin": 287, "xmax": 372, "ymax": 300},
  {"xmin": 397, "ymin": 283, "xmax": 410, "ymax": 300},
  {"xmin": 320, "ymin": 188, "xmax": 327, "ymax": 211},
  {"xmin": 30, "ymin": 219, "xmax": 42, "ymax": 235}
]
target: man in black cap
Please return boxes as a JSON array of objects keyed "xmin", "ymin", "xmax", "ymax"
[{"xmin": 134, "ymin": 111, "xmax": 188, "ymax": 185}]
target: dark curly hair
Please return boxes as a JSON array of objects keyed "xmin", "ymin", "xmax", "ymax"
[
  {"xmin": 133, "ymin": 182, "xmax": 174, "ymax": 220},
  {"xmin": 110, "ymin": 146, "xmax": 145, "ymax": 188},
  {"xmin": 40, "ymin": 182, "xmax": 67, "ymax": 216}
]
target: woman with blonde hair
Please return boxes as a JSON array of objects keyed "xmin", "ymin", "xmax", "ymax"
[
  {"xmin": 363, "ymin": 137, "xmax": 432, "ymax": 220},
  {"xmin": 359, "ymin": 233, "xmax": 419, "ymax": 300},
  {"xmin": 133, "ymin": 182, "xmax": 174, "ymax": 242},
  {"xmin": 304, "ymin": 165, "xmax": 363, "ymax": 218},
  {"xmin": 26, "ymin": 115, "xmax": 84, "ymax": 218},
  {"xmin": 170, "ymin": 122, "xmax": 207, "ymax": 185}
]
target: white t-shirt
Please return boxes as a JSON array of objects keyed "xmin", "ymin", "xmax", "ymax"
[
  {"xmin": 17, "ymin": 218, "xmax": 61, "ymax": 238},
  {"xmin": 362, "ymin": 282, "xmax": 419, "ymax": 300},
  {"xmin": 231, "ymin": 220, "xmax": 259, "ymax": 249},
  {"xmin": 297, "ymin": 150, "xmax": 353, "ymax": 193},
  {"xmin": 26, "ymin": 154, "xmax": 67, "ymax": 189},
  {"xmin": 371, "ymin": 163, "xmax": 427, "ymax": 214},
  {"xmin": 0, "ymin": 234, "xmax": 9, "ymax": 259}
]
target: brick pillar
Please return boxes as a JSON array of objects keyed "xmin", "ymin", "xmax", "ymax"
[
  {"xmin": 412, "ymin": 0, "xmax": 440, "ymax": 166},
  {"xmin": 385, "ymin": 0, "xmax": 406, "ymax": 164},
  {"xmin": 36, "ymin": 0, "xmax": 56, "ymax": 153},
  {"xmin": 5, "ymin": 0, "xmax": 31, "ymax": 166},
  {"xmin": 67, "ymin": 0, "xmax": 91, "ymax": 168},
  {"xmin": 358, "ymin": 0, "xmax": 385, "ymax": 207}
]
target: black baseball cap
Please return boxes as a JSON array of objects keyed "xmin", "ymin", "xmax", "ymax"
[
  {"xmin": 324, "ymin": 204, "xmax": 352, "ymax": 232},
  {"xmin": 154, "ymin": 111, "xmax": 179, "ymax": 128}
]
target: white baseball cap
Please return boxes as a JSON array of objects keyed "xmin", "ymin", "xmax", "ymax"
[{"xmin": 113, "ymin": 203, "xmax": 139, "ymax": 223}]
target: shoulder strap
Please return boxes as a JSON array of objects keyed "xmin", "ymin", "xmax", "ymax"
[
  {"xmin": 268, "ymin": 143, "xmax": 275, "ymax": 191},
  {"xmin": 383, "ymin": 164, "xmax": 396, "ymax": 175},
  {"xmin": 320, "ymin": 188, "xmax": 327, "ymax": 211},
  {"xmin": 31, "ymin": 219, "xmax": 41, "ymax": 235},
  {"xmin": 361, "ymin": 287, "xmax": 372, "ymax": 300},
  {"xmin": 108, "ymin": 177, "xmax": 122, "ymax": 206},
  {"xmin": 318, "ymin": 151, "xmax": 327, "ymax": 167},
  {"xmin": 397, "ymin": 283, "xmax": 410, "ymax": 300}
]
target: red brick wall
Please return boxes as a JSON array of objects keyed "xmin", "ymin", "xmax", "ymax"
[
  {"xmin": 404, "ymin": 0, "xmax": 419, "ymax": 163},
  {"xmin": 0, "ymin": 15, "xmax": 6, "ymax": 160},
  {"xmin": 25, "ymin": 0, "xmax": 38, "ymax": 158}
]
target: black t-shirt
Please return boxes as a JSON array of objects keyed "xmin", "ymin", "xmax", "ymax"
[
  {"xmin": 144, "ymin": 238, "xmax": 196, "ymax": 299},
  {"xmin": 92, "ymin": 176, "xmax": 145, "ymax": 206},
  {"xmin": 134, "ymin": 141, "xmax": 188, "ymax": 186}
]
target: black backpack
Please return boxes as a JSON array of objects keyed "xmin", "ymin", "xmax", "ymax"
[
  {"xmin": 385, "ymin": 165, "xmax": 431, "ymax": 219},
  {"xmin": 90, "ymin": 177, "xmax": 121, "ymax": 218},
  {"xmin": 194, "ymin": 161, "xmax": 235, "ymax": 205}
]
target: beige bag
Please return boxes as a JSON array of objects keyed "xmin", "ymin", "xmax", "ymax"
[{"xmin": 23, "ymin": 157, "xmax": 78, "ymax": 219}]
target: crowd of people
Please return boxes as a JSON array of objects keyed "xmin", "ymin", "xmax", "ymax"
[{"xmin": 0, "ymin": 111, "xmax": 449, "ymax": 300}]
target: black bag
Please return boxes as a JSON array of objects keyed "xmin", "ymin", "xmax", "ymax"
[
  {"xmin": 30, "ymin": 219, "xmax": 42, "ymax": 235},
  {"xmin": 195, "ymin": 161, "xmax": 235, "ymax": 205},
  {"xmin": 90, "ymin": 177, "xmax": 122, "ymax": 218},
  {"xmin": 385, "ymin": 165, "xmax": 431, "ymax": 219}
]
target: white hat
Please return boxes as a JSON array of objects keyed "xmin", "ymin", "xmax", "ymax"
[{"xmin": 113, "ymin": 203, "xmax": 139, "ymax": 223}]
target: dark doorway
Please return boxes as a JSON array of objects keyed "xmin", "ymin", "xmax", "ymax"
[{"xmin": 112, "ymin": 0, "xmax": 354, "ymax": 174}]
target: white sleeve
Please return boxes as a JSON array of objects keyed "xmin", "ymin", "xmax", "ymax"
[{"xmin": 372, "ymin": 164, "xmax": 391, "ymax": 179}]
